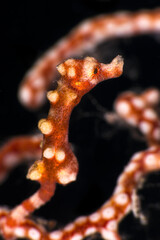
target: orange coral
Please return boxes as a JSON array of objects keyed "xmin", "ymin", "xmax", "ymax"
[{"xmin": 18, "ymin": 8, "xmax": 160, "ymax": 109}]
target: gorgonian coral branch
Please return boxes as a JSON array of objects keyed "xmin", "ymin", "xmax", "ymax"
[
  {"xmin": 0, "ymin": 135, "xmax": 42, "ymax": 183},
  {"xmin": 115, "ymin": 88, "xmax": 160, "ymax": 145},
  {"xmin": 18, "ymin": 8, "xmax": 160, "ymax": 109}
]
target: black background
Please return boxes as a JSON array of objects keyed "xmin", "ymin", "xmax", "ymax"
[{"xmin": 1, "ymin": 0, "xmax": 160, "ymax": 239}]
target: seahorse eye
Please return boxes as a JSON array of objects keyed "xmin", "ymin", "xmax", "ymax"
[{"xmin": 93, "ymin": 67, "xmax": 98, "ymax": 74}]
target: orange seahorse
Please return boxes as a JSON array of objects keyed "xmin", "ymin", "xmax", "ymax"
[{"xmin": 0, "ymin": 56, "xmax": 123, "ymax": 239}]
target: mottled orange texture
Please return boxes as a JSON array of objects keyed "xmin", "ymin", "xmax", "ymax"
[
  {"xmin": 114, "ymin": 88, "xmax": 160, "ymax": 145},
  {"xmin": 0, "ymin": 135, "xmax": 42, "ymax": 183},
  {"xmin": 28, "ymin": 56, "xmax": 123, "ymax": 185}
]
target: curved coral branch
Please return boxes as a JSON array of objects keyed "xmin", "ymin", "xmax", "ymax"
[
  {"xmin": 18, "ymin": 8, "xmax": 160, "ymax": 109},
  {"xmin": 114, "ymin": 88, "xmax": 160, "ymax": 145},
  {"xmin": 45, "ymin": 146, "xmax": 160, "ymax": 240},
  {"xmin": 0, "ymin": 135, "xmax": 42, "ymax": 183},
  {"xmin": 1, "ymin": 145, "xmax": 160, "ymax": 240}
]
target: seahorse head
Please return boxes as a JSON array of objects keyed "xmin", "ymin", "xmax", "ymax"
[{"xmin": 57, "ymin": 56, "xmax": 124, "ymax": 94}]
